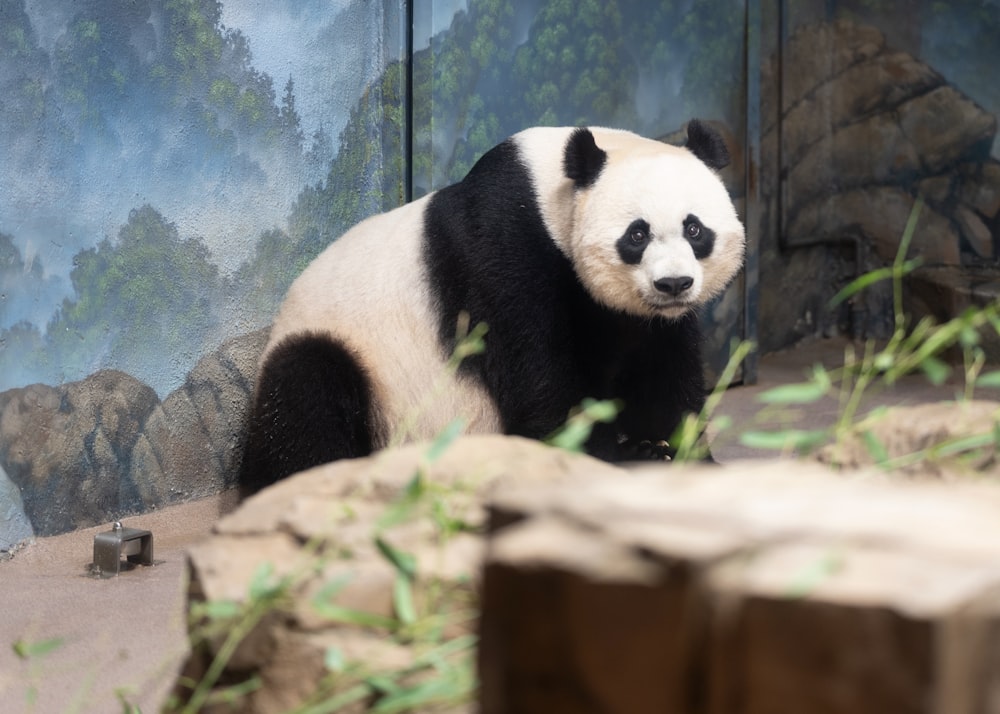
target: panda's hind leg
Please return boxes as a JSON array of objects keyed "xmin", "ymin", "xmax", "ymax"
[{"xmin": 238, "ymin": 332, "xmax": 378, "ymax": 498}]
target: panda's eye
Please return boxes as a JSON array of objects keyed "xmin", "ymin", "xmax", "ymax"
[
  {"xmin": 630, "ymin": 227, "xmax": 647, "ymax": 245},
  {"xmin": 685, "ymin": 222, "xmax": 702, "ymax": 239}
]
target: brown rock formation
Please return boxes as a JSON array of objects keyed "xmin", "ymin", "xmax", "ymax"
[
  {"xmin": 760, "ymin": 20, "xmax": 1000, "ymax": 349},
  {"xmin": 128, "ymin": 328, "xmax": 268, "ymax": 506},
  {"xmin": 480, "ymin": 459, "xmax": 1000, "ymax": 714},
  {"xmin": 772, "ymin": 21, "xmax": 997, "ymax": 256},
  {"xmin": 0, "ymin": 370, "xmax": 157, "ymax": 535},
  {"xmin": 176, "ymin": 435, "xmax": 624, "ymax": 714},
  {"xmin": 0, "ymin": 329, "xmax": 268, "ymax": 535}
]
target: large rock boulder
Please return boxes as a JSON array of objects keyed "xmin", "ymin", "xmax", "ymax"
[
  {"xmin": 175, "ymin": 435, "xmax": 625, "ymax": 714},
  {"xmin": 480, "ymin": 460, "xmax": 1000, "ymax": 714},
  {"xmin": 174, "ymin": 425, "xmax": 1000, "ymax": 713},
  {"xmin": 0, "ymin": 329, "xmax": 268, "ymax": 536},
  {"xmin": 128, "ymin": 328, "xmax": 268, "ymax": 506},
  {"xmin": 817, "ymin": 400, "xmax": 1000, "ymax": 478},
  {"xmin": 0, "ymin": 370, "xmax": 158, "ymax": 535}
]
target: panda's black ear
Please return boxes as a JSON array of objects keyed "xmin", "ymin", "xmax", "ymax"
[
  {"xmin": 685, "ymin": 119, "xmax": 730, "ymax": 171},
  {"xmin": 564, "ymin": 128, "xmax": 607, "ymax": 189}
]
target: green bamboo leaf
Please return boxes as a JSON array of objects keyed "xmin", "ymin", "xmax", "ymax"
[
  {"xmin": 895, "ymin": 197, "xmax": 924, "ymax": 261},
  {"xmin": 934, "ymin": 432, "xmax": 994, "ymax": 458},
  {"xmin": 195, "ymin": 599, "xmax": 241, "ymax": 621},
  {"xmin": 919, "ymin": 356, "xmax": 951, "ymax": 386},
  {"xmin": 207, "ymin": 676, "xmax": 261, "ymax": 706},
  {"xmin": 365, "ymin": 675, "xmax": 401, "ymax": 695},
  {"xmin": 378, "ymin": 498, "xmax": 420, "ymax": 531},
  {"xmin": 311, "ymin": 572, "xmax": 398, "ymax": 629},
  {"xmin": 986, "ymin": 311, "xmax": 1000, "ymax": 336},
  {"xmin": 828, "ymin": 266, "xmax": 895, "ymax": 308},
  {"xmin": 393, "ymin": 574, "xmax": 417, "ymax": 626},
  {"xmin": 785, "ymin": 552, "xmax": 844, "ymax": 599},
  {"xmin": 710, "ymin": 414, "xmax": 733, "ymax": 433},
  {"xmin": 372, "ymin": 669, "xmax": 472, "ymax": 713},
  {"xmin": 828, "ymin": 258, "xmax": 922, "ymax": 308},
  {"xmin": 861, "ymin": 430, "xmax": 890, "ymax": 465},
  {"xmin": 402, "ymin": 472, "xmax": 425, "ymax": 500},
  {"xmin": 248, "ymin": 562, "xmax": 278, "ymax": 600},
  {"xmin": 311, "ymin": 574, "xmax": 351, "ymax": 609},
  {"xmin": 324, "ymin": 646, "xmax": 345, "ymax": 673},
  {"xmin": 424, "ymin": 418, "xmax": 465, "ymax": 463},
  {"xmin": 738, "ymin": 431, "xmax": 792, "ymax": 450},
  {"xmin": 960, "ymin": 324, "xmax": 981, "ymax": 349},
  {"xmin": 739, "ymin": 429, "xmax": 829, "ymax": 453},
  {"xmin": 12, "ymin": 637, "xmax": 65, "ymax": 660},
  {"xmin": 873, "ymin": 350, "xmax": 895, "ymax": 372},
  {"xmin": 579, "ymin": 398, "xmax": 621, "ymax": 422},
  {"xmin": 311, "ymin": 600, "xmax": 397, "ymax": 630},
  {"xmin": 431, "ymin": 499, "xmax": 473, "ymax": 536},
  {"xmin": 115, "ymin": 688, "xmax": 143, "ymax": 714},
  {"xmin": 757, "ymin": 378, "xmax": 829, "ymax": 405},
  {"xmin": 375, "ymin": 536, "xmax": 417, "ymax": 580},
  {"xmin": 546, "ymin": 421, "xmax": 592, "ymax": 452},
  {"xmin": 976, "ymin": 370, "xmax": 1000, "ymax": 388},
  {"xmin": 545, "ymin": 399, "xmax": 621, "ymax": 452}
]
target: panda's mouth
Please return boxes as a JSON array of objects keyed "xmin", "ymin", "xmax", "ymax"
[
  {"xmin": 645, "ymin": 297, "xmax": 695, "ymax": 317},
  {"xmin": 643, "ymin": 290, "xmax": 694, "ymax": 309}
]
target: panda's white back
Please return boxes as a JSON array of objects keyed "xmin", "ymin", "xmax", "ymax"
[{"xmin": 266, "ymin": 194, "xmax": 502, "ymax": 447}]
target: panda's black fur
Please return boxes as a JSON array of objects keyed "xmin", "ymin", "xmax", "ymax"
[{"xmin": 239, "ymin": 121, "xmax": 744, "ymax": 497}]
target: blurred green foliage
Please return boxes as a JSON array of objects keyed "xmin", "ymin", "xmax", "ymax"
[{"xmin": 5, "ymin": 0, "xmax": 998, "ymax": 395}]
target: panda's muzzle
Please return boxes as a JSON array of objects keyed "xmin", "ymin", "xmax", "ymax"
[{"xmin": 653, "ymin": 276, "xmax": 694, "ymax": 296}]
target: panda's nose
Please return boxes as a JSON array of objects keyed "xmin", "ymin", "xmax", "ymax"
[{"xmin": 654, "ymin": 276, "xmax": 694, "ymax": 296}]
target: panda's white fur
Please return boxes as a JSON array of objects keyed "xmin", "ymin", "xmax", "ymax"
[
  {"xmin": 266, "ymin": 195, "xmax": 503, "ymax": 441},
  {"xmin": 240, "ymin": 121, "xmax": 745, "ymax": 495}
]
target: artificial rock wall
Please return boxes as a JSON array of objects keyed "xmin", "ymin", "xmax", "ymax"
[
  {"xmin": 0, "ymin": 329, "xmax": 268, "ymax": 538},
  {"xmin": 759, "ymin": 20, "xmax": 1000, "ymax": 349}
]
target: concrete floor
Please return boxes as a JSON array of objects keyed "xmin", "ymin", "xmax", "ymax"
[{"xmin": 0, "ymin": 337, "xmax": 967, "ymax": 714}]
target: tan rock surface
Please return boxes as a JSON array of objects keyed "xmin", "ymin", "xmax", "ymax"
[
  {"xmin": 481, "ymin": 460, "xmax": 1000, "ymax": 714},
  {"xmin": 0, "ymin": 370, "xmax": 158, "ymax": 534},
  {"xmin": 177, "ymin": 435, "xmax": 624, "ymax": 713}
]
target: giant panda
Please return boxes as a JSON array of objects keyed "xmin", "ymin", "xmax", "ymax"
[{"xmin": 238, "ymin": 120, "xmax": 745, "ymax": 497}]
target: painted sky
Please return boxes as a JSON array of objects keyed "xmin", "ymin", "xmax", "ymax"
[
  {"xmin": 220, "ymin": 0, "xmax": 399, "ymax": 141},
  {"xmin": 1, "ymin": 0, "xmax": 403, "ymax": 336}
]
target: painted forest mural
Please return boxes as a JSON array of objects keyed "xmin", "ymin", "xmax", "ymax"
[
  {"xmin": 0, "ymin": 0, "xmax": 404, "ymax": 395},
  {"xmin": 0, "ymin": 0, "xmax": 751, "ymax": 542},
  {"xmin": 2, "ymin": 0, "xmax": 999, "ymax": 544}
]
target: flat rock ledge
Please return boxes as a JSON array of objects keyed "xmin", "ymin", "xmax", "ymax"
[
  {"xmin": 179, "ymin": 432, "xmax": 1000, "ymax": 714},
  {"xmin": 482, "ymin": 460, "xmax": 1000, "ymax": 714},
  {"xmin": 177, "ymin": 435, "xmax": 623, "ymax": 714}
]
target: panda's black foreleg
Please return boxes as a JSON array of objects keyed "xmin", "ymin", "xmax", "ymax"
[
  {"xmin": 238, "ymin": 332, "xmax": 378, "ymax": 498},
  {"xmin": 606, "ymin": 316, "xmax": 711, "ymax": 463}
]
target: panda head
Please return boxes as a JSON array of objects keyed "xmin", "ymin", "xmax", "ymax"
[{"xmin": 560, "ymin": 121, "xmax": 745, "ymax": 320}]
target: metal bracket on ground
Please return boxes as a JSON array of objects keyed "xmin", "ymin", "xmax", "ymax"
[{"xmin": 92, "ymin": 522, "xmax": 154, "ymax": 578}]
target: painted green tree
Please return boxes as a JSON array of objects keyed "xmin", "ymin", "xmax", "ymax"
[
  {"xmin": 46, "ymin": 206, "xmax": 221, "ymax": 385},
  {"xmin": 229, "ymin": 0, "xmax": 750, "ymax": 323}
]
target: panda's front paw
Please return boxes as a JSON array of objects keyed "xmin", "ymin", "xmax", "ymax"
[{"xmin": 619, "ymin": 438, "xmax": 674, "ymax": 461}]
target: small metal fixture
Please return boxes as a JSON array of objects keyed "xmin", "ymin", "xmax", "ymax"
[{"xmin": 92, "ymin": 521, "xmax": 154, "ymax": 577}]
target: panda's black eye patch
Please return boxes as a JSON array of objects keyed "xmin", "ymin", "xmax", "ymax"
[
  {"xmin": 617, "ymin": 219, "xmax": 650, "ymax": 265},
  {"xmin": 683, "ymin": 214, "xmax": 715, "ymax": 259}
]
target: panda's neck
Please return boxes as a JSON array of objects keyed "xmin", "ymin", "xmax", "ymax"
[{"xmin": 513, "ymin": 127, "xmax": 579, "ymax": 258}]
